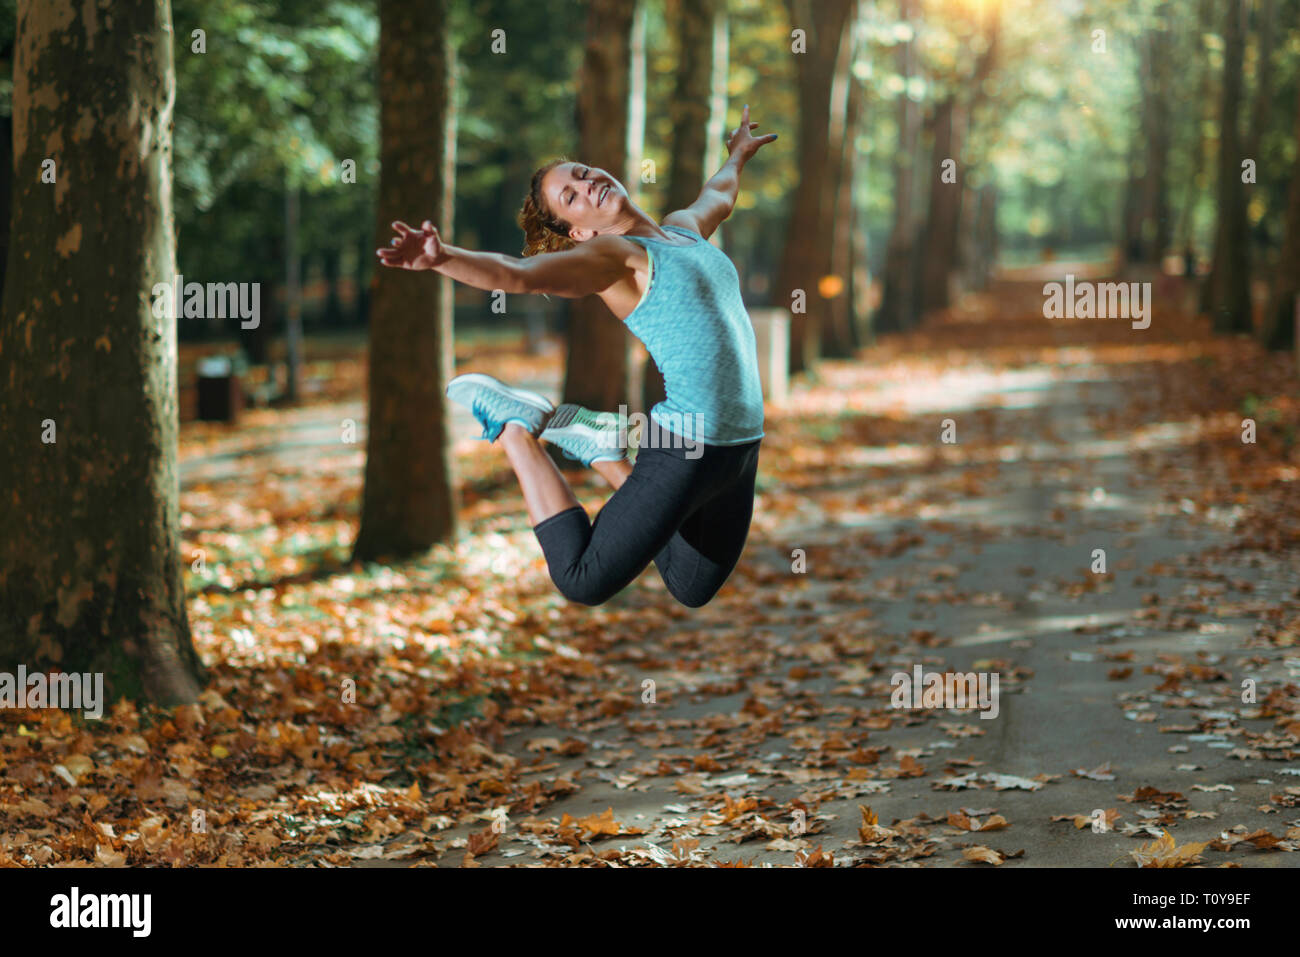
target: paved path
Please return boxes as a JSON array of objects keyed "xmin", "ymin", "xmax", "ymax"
[{"xmin": 417, "ymin": 280, "xmax": 1300, "ymax": 867}]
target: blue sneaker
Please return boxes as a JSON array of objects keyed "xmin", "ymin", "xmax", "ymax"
[
  {"xmin": 540, "ymin": 404, "xmax": 629, "ymax": 466},
  {"xmin": 446, "ymin": 372, "xmax": 555, "ymax": 442}
]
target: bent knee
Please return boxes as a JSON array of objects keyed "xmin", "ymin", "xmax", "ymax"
[
  {"xmin": 667, "ymin": 581, "xmax": 722, "ymax": 608},
  {"xmin": 553, "ymin": 574, "xmax": 619, "ymax": 607}
]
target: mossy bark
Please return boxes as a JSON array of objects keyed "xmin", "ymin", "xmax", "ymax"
[{"xmin": 0, "ymin": 0, "xmax": 204, "ymax": 705}]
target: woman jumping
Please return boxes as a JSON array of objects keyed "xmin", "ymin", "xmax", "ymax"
[{"xmin": 377, "ymin": 105, "xmax": 779, "ymax": 608}]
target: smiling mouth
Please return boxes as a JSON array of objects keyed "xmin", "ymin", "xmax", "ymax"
[{"xmin": 599, "ymin": 185, "xmax": 609, "ymax": 206}]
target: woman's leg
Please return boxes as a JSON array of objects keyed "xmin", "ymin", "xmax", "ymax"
[
  {"xmin": 499, "ymin": 424, "xmax": 632, "ymax": 518},
  {"xmin": 591, "ymin": 458, "xmax": 633, "ymax": 490},
  {"xmin": 652, "ymin": 440, "xmax": 760, "ymax": 608},
  {"xmin": 532, "ymin": 446, "xmax": 706, "ymax": 606},
  {"xmin": 497, "ymin": 424, "xmax": 580, "ymax": 525}
]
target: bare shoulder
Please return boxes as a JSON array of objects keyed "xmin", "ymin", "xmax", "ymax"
[
  {"xmin": 587, "ymin": 233, "xmax": 647, "ymax": 270},
  {"xmin": 661, "ymin": 209, "xmax": 702, "ymax": 233}
]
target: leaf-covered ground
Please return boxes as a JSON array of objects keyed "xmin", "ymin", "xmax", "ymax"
[{"xmin": 3, "ymin": 271, "xmax": 1299, "ymax": 867}]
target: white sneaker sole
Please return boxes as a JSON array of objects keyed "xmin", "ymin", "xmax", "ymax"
[
  {"xmin": 541, "ymin": 409, "xmax": 627, "ymax": 463},
  {"xmin": 446, "ymin": 372, "xmax": 555, "ymax": 418}
]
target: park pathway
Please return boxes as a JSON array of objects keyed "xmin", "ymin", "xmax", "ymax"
[{"xmin": 419, "ymin": 275, "xmax": 1300, "ymax": 867}]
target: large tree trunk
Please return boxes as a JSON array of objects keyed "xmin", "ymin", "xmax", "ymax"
[
  {"xmin": 353, "ymin": 0, "xmax": 458, "ymax": 561},
  {"xmin": 644, "ymin": 0, "xmax": 723, "ymax": 411},
  {"xmin": 1201, "ymin": 0, "xmax": 1252, "ymax": 333},
  {"xmin": 1261, "ymin": 81, "xmax": 1300, "ymax": 354},
  {"xmin": 0, "ymin": 0, "xmax": 204, "ymax": 704},
  {"xmin": 875, "ymin": 0, "xmax": 919, "ymax": 335},
  {"xmin": 775, "ymin": 0, "xmax": 854, "ymax": 375},
  {"xmin": 562, "ymin": 0, "xmax": 638, "ymax": 414}
]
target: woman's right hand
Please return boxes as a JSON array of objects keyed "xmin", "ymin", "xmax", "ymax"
[
  {"xmin": 376, "ymin": 220, "xmax": 448, "ymax": 270},
  {"xmin": 725, "ymin": 104, "xmax": 778, "ymax": 164}
]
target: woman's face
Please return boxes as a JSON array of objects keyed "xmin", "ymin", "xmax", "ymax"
[{"xmin": 540, "ymin": 162, "xmax": 628, "ymax": 241}]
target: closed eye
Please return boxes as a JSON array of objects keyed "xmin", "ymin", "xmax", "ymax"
[{"xmin": 566, "ymin": 168, "xmax": 589, "ymax": 205}]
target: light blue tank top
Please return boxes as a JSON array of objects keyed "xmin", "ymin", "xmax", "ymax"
[{"xmin": 620, "ymin": 224, "xmax": 765, "ymax": 446}]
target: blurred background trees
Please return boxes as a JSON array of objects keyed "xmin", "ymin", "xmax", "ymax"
[{"xmin": 133, "ymin": 0, "xmax": 1300, "ymax": 387}]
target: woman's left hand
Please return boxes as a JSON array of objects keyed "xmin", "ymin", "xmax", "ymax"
[{"xmin": 726, "ymin": 104, "xmax": 779, "ymax": 163}]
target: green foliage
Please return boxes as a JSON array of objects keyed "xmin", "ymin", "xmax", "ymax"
[{"xmin": 4, "ymin": 0, "xmax": 1300, "ymax": 312}]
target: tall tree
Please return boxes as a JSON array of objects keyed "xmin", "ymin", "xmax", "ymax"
[
  {"xmin": 1260, "ymin": 80, "xmax": 1300, "ymax": 355},
  {"xmin": 916, "ymin": 5, "xmax": 998, "ymax": 317},
  {"xmin": 561, "ymin": 0, "xmax": 639, "ymax": 414},
  {"xmin": 1200, "ymin": 0, "xmax": 1252, "ymax": 333},
  {"xmin": 1173, "ymin": 0, "xmax": 1214, "ymax": 261},
  {"xmin": 916, "ymin": 96, "xmax": 961, "ymax": 315},
  {"xmin": 644, "ymin": 0, "xmax": 725, "ymax": 410},
  {"xmin": 0, "ymin": 0, "xmax": 204, "ymax": 703},
  {"xmin": 353, "ymin": 0, "xmax": 459, "ymax": 560},
  {"xmin": 875, "ymin": 0, "xmax": 920, "ymax": 335},
  {"xmin": 821, "ymin": 0, "xmax": 862, "ymax": 358},
  {"xmin": 775, "ymin": 0, "xmax": 854, "ymax": 375},
  {"xmin": 0, "ymin": 28, "xmax": 12, "ymax": 307},
  {"xmin": 1121, "ymin": 12, "xmax": 1173, "ymax": 266},
  {"xmin": 1246, "ymin": 0, "xmax": 1276, "ymax": 162}
]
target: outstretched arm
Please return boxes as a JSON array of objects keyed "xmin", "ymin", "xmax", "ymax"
[
  {"xmin": 377, "ymin": 221, "xmax": 632, "ymax": 298},
  {"xmin": 664, "ymin": 104, "xmax": 778, "ymax": 240}
]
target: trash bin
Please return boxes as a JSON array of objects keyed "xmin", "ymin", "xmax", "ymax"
[
  {"xmin": 196, "ymin": 355, "xmax": 243, "ymax": 423},
  {"xmin": 748, "ymin": 308, "xmax": 790, "ymax": 404}
]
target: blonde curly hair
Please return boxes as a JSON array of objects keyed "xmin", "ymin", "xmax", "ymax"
[{"xmin": 518, "ymin": 158, "xmax": 577, "ymax": 257}]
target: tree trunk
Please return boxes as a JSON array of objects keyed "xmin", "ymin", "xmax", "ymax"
[
  {"xmin": 355, "ymin": 229, "xmax": 372, "ymax": 326},
  {"xmin": 822, "ymin": 7, "xmax": 862, "ymax": 359},
  {"xmin": 283, "ymin": 182, "xmax": 303, "ymax": 401},
  {"xmin": 917, "ymin": 7, "xmax": 998, "ymax": 318},
  {"xmin": 0, "ymin": 35, "xmax": 11, "ymax": 307},
  {"xmin": 665, "ymin": 0, "xmax": 718, "ymax": 214},
  {"xmin": 775, "ymin": 0, "xmax": 854, "ymax": 375},
  {"xmin": 1174, "ymin": 0, "xmax": 1213, "ymax": 259},
  {"xmin": 1123, "ymin": 23, "xmax": 1172, "ymax": 266},
  {"xmin": 1261, "ymin": 81, "xmax": 1300, "ymax": 353},
  {"xmin": 1247, "ymin": 0, "xmax": 1275, "ymax": 162},
  {"xmin": 875, "ymin": 0, "xmax": 918, "ymax": 335},
  {"xmin": 1201, "ymin": 0, "xmax": 1252, "ymax": 333},
  {"xmin": 644, "ymin": 0, "xmax": 721, "ymax": 411},
  {"xmin": 626, "ymin": 0, "xmax": 647, "ymax": 208},
  {"xmin": 562, "ymin": 0, "xmax": 639, "ymax": 415},
  {"xmin": 0, "ymin": 0, "xmax": 204, "ymax": 704},
  {"xmin": 353, "ymin": 0, "xmax": 459, "ymax": 561},
  {"xmin": 916, "ymin": 96, "xmax": 963, "ymax": 316},
  {"xmin": 705, "ymin": 8, "xmax": 730, "ymax": 248},
  {"xmin": 1147, "ymin": 28, "xmax": 1172, "ymax": 261},
  {"xmin": 323, "ymin": 247, "xmax": 344, "ymax": 327},
  {"xmin": 962, "ymin": 182, "xmax": 997, "ymax": 292}
]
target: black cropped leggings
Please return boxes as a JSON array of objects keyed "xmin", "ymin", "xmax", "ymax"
[{"xmin": 532, "ymin": 422, "xmax": 761, "ymax": 608}]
